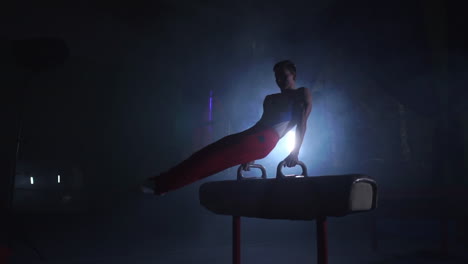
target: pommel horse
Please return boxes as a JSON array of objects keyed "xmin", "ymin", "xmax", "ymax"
[{"xmin": 199, "ymin": 161, "xmax": 378, "ymax": 264}]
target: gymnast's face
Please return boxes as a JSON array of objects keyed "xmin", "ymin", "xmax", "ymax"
[{"xmin": 275, "ymin": 67, "xmax": 296, "ymax": 92}]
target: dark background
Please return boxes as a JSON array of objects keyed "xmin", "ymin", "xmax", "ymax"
[{"xmin": 1, "ymin": 0, "xmax": 467, "ymax": 263}]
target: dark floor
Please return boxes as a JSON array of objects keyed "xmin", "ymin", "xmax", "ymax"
[{"xmin": 8, "ymin": 192, "xmax": 468, "ymax": 264}]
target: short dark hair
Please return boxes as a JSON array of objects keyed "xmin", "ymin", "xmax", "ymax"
[{"xmin": 273, "ymin": 60, "xmax": 296, "ymax": 76}]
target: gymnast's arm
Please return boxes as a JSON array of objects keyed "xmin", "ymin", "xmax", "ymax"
[
  {"xmin": 241, "ymin": 95, "xmax": 272, "ymax": 171},
  {"xmin": 284, "ymin": 87, "xmax": 312, "ymax": 167}
]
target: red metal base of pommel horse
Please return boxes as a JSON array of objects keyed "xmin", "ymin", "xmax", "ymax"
[{"xmin": 200, "ymin": 161, "xmax": 378, "ymax": 264}]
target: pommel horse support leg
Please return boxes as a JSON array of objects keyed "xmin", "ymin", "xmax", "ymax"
[
  {"xmin": 233, "ymin": 215, "xmax": 241, "ymax": 264},
  {"xmin": 200, "ymin": 161, "xmax": 378, "ymax": 264}
]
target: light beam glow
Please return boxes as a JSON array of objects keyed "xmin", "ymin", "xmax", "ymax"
[
  {"xmin": 30, "ymin": 176, "xmax": 34, "ymax": 185},
  {"xmin": 58, "ymin": 174, "xmax": 61, "ymax": 183},
  {"xmin": 209, "ymin": 90, "xmax": 213, "ymax": 121}
]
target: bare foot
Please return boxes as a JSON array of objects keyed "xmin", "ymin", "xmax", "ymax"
[{"xmin": 141, "ymin": 177, "xmax": 167, "ymax": 196}]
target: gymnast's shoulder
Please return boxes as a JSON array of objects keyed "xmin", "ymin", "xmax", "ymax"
[{"xmin": 298, "ymin": 87, "xmax": 312, "ymax": 102}]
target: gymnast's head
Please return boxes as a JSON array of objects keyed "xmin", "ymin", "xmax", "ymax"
[{"xmin": 273, "ymin": 60, "xmax": 296, "ymax": 92}]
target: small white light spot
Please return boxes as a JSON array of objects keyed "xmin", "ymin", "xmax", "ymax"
[
  {"xmin": 30, "ymin": 177, "xmax": 34, "ymax": 185},
  {"xmin": 58, "ymin": 175, "xmax": 61, "ymax": 183}
]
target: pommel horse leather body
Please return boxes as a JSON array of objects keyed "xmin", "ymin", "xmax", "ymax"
[
  {"xmin": 200, "ymin": 161, "xmax": 377, "ymax": 220},
  {"xmin": 200, "ymin": 173, "xmax": 376, "ymax": 220},
  {"xmin": 199, "ymin": 161, "xmax": 378, "ymax": 264}
]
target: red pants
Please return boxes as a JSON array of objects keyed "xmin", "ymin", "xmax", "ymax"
[{"xmin": 153, "ymin": 128, "xmax": 280, "ymax": 194}]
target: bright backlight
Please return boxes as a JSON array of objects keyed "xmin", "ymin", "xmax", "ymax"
[{"xmin": 285, "ymin": 130, "xmax": 295, "ymax": 153}]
